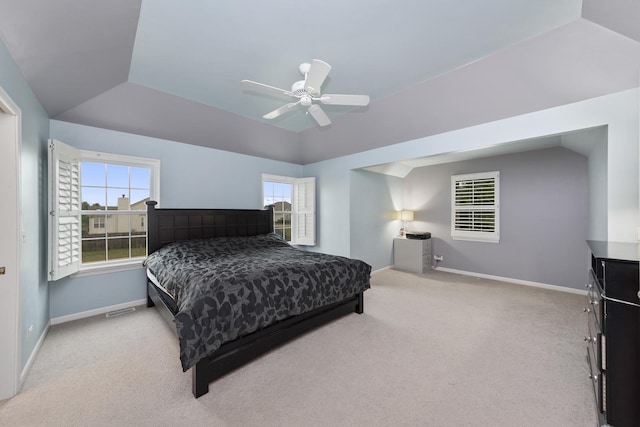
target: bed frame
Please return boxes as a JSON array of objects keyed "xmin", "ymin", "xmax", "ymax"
[{"xmin": 144, "ymin": 201, "xmax": 364, "ymax": 398}]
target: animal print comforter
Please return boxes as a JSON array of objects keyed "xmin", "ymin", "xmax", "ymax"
[{"xmin": 143, "ymin": 233, "xmax": 371, "ymax": 371}]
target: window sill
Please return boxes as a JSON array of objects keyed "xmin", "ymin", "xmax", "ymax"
[
  {"xmin": 452, "ymin": 235, "xmax": 500, "ymax": 243},
  {"xmin": 72, "ymin": 259, "xmax": 145, "ymax": 278}
]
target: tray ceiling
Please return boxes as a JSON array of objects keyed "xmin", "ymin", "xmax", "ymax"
[{"xmin": 0, "ymin": 0, "xmax": 638, "ymax": 164}]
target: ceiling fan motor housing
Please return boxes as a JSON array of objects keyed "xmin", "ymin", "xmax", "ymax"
[{"xmin": 291, "ymin": 80, "xmax": 308, "ymax": 96}]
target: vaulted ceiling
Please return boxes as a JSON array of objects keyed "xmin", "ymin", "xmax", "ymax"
[{"xmin": 0, "ymin": 1, "xmax": 639, "ymax": 164}]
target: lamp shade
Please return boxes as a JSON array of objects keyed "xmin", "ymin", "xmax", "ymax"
[{"xmin": 400, "ymin": 210, "xmax": 414, "ymax": 221}]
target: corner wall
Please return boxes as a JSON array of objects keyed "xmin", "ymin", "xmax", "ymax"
[
  {"xmin": 48, "ymin": 120, "xmax": 303, "ymax": 318},
  {"xmin": 350, "ymin": 170, "xmax": 403, "ymax": 271},
  {"xmin": 404, "ymin": 147, "xmax": 588, "ymax": 290}
]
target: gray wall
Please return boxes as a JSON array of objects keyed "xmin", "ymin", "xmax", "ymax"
[
  {"xmin": 350, "ymin": 170, "xmax": 403, "ymax": 271},
  {"xmin": 49, "ymin": 120, "xmax": 303, "ymax": 318},
  {"xmin": 305, "ymin": 90, "xmax": 638, "ymax": 275},
  {"xmin": 0, "ymin": 37, "xmax": 50, "ymax": 370},
  {"xmin": 403, "ymin": 147, "xmax": 588, "ymax": 290}
]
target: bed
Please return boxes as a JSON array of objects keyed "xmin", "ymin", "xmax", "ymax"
[{"xmin": 142, "ymin": 201, "xmax": 371, "ymax": 398}]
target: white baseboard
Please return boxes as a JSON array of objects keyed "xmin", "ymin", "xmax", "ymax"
[
  {"xmin": 50, "ymin": 299, "xmax": 147, "ymax": 326},
  {"xmin": 371, "ymin": 266, "xmax": 391, "ymax": 276},
  {"xmin": 433, "ymin": 266, "xmax": 588, "ymax": 296},
  {"xmin": 20, "ymin": 320, "xmax": 50, "ymax": 388}
]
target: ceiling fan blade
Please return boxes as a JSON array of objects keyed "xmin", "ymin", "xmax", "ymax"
[
  {"xmin": 307, "ymin": 104, "xmax": 331, "ymax": 127},
  {"xmin": 263, "ymin": 102, "xmax": 299, "ymax": 119},
  {"xmin": 319, "ymin": 94, "xmax": 370, "ymax": 106},
  {"xmin": 241, "ymin": 80, "xmax": 294, "ymax": 98},
  {"xmin": 304, "ymin": 59, "xmax": 331, "ymax": 95}
]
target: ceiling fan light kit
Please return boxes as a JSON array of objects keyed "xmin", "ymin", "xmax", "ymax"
[{"xmin": 241, "ymin": 59, "xmax": 370, "ymax": 127}]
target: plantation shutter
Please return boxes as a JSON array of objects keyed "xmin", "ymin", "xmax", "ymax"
[
  {"xmin": 292, "ymin": 177, "xmax": 316, "ymax": 246},
  {"xmin": 451, "ymin": 171, "xmax": 500, "ymax": 243},
  {"xmin": 48, "ymin": 139, "xmax": 81, "ymax": 280}
]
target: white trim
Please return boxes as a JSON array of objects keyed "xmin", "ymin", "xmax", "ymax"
[
  {"xmin": 50, "ymin": 299, "xmax": 147, "ymax": 325},
  {"xmin": 80, "ymin": 149, "xmax": 160, "ymax": 167},
  {"xmin": 0, "ymin": 84, "xmax": 22, "ymax": 399},
  {"xmin": 79, "ymin": 148, "xmax": 161, "ymax": 209},
  {"xmin": 19, "ymin": 321, "xmax": 50, "ymax": 387},
  {"xmin": 74, "ymin": 261, "xmax": 144, "ymax": 278},
  {"xmin": 433, "ymin": 266, "xmax": 588, "ymax": 296},
  {"xmin": 371, "ymin": 266, "xmax": 391, "ymax": 276},
  {"xmin": 261, "ymin": 173, "xmax": 298, "ymax": 183}
]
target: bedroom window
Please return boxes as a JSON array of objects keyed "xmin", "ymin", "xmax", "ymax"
[
  {"xmin": 48, "ymin": 139, "xmax": 160, "ymax": 280},
  {"xmin": 262, "ymin": 174, "xmax": 316, "ymax": 246},
  {"xmin": 451, "ymin": 171, "xmax": 500, "ymax": 243}
]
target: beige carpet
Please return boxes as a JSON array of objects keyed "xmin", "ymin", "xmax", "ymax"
[{"xmin": 0, "ymin": 269, "xmax": 597, "ymax": 426}]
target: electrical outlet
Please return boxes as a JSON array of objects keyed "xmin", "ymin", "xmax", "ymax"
[{"xmin": 434, "ymin": 255, "xmax": 444, "ymax": 262}]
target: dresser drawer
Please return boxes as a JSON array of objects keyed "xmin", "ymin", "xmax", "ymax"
[
  {"xmin": 599, "ymin": 258, "xmax": 640, "ymax": 303},
  {"xmin": 587, "ymin": 346, "xmax": 605, "ymax": 414},
  {"xmin": 587, "ymin": 242, "xmax": 640, "ymax": 426},
  {"xmin": 586, "ymin": 306, "xmax": 605, "ymax": 371},
  {"xmin": 587, "ymin": 269, "xmax": 604, "ymax": 328}
]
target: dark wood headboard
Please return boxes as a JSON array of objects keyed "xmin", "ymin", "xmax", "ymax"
[{"xmin": 146, "ymin": 201, "xmax": 274, "ymax": 254}]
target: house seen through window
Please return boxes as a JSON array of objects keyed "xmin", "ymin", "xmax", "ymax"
[
  {"xmin": 48, "ymin": 139, "xmax": 160, "ymax": 280},
  {"xmin": 81, "ymin": 161, "xmax": 152, "ymax": 263},
  {"xmin": 263, "ymin": 179, "xmax": 293, "ymax": 241}
]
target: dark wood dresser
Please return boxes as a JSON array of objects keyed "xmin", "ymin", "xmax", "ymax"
[{"xmin": 586, "ymin": 241, "xmax": 640, "ymax": 427}]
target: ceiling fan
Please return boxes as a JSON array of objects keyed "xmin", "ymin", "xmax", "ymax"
[{"xmin": 241, "ymin": 59, "xmax": 370, "ymax": 127}]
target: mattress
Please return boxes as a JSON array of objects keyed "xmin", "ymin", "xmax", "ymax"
[{"xmin": 146, "ymin": 268, "xmax": 178, "ymax": 313}]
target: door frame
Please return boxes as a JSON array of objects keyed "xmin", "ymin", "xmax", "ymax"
[{"xmin": 0, "ymin": 84, "xmax": 22, "ymax": 400}]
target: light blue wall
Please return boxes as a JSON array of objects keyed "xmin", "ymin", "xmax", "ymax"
[
  {"xmin": 49, "ymin": 120, "xmax": 303, "ymax": 318},
  {"xmin": 587, "ymin": 135, "xmax": 608, "ymax": 241},
  {"xmin": 47, "ymin": 87, "xmax": 640, "ymax": 316},
  {"xmin": 303, "ymin": 157, "xmax": 353, "ymax": 257},
  {"xmin": 561, "ymin": 127, "xmax": 609, "ymax": 241},
  {"xmin": 20, "ymin": 86, "xmax": 639, "ymax": 319},
  {"xmin": 350, "ymin": 170, "xmax": 403, "ymax": 271},
  {"xmin": 304, "ymin": 88, "xmax": 639, "ymax": 290},
  {"xmin": 404, "ymin": 147, "xmax": 588, "ymax": 290},
  {"xmin": 0, "ymin": 38, "xmax": 50, "ymax": 370}
]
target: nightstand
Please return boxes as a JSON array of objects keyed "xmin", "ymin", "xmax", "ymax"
[{"xmin": 393, "ymin": 237, "xmax": 432, "ymax": 273}]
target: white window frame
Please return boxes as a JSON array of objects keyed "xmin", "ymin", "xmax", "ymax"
[
  {"xmin": 451, "ymin": 171, "xmax": 500, "ymax": 243},
  {"xmin": 49, "ymin": 139, "xmax": 160, "ymax": 280},
  {"xmin": 262, "ymin": 174, "xmax": 316, "ymax": 246}
]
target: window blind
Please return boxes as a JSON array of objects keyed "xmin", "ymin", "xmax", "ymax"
[
  {"xmin": 451, "ymin": 171, "xmax": 499, "ymax": 243},
  {"xmin": 49, "ymin": 139, "xmax": 81, "ymax": 280},
  {"xmin": 292, "ymin": 177, "xmax": 316, "ymax": 246}
]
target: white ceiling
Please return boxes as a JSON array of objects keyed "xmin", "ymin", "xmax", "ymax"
[{"xmin": 0, "ymin": 1, "xmax": 638, "ymax": 164}]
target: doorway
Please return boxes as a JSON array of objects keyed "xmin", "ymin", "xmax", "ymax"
[{"xmin": 0, "ymin": 85, "xmax": 21, "ymax": 400}]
